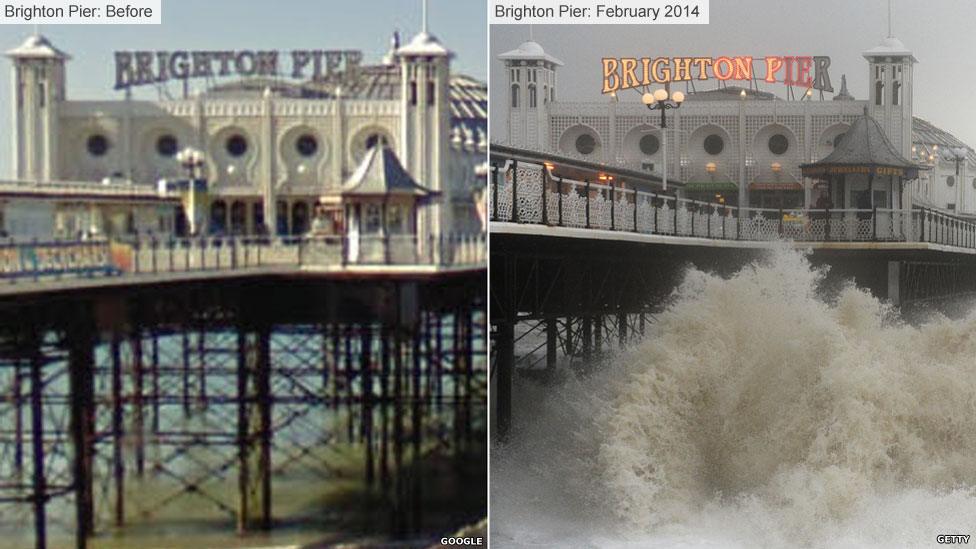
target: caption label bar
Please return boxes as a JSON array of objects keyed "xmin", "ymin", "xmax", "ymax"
[
  {"xmin": 0, "ymin": 0, "xmax": 160, "ymax": 24},
  {"xmin": 490, "ymin": 1, "xmax": 709, "ymax": 25}
]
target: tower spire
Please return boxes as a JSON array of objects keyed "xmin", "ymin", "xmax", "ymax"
[
  {"xmin": 887, "ymin": 0, "xmax": 892, "ymax": 37},
  {"xmin": 422, "ymin": 0, "xmax": 428, "ymax": 34}
]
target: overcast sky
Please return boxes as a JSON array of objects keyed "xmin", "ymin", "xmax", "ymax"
[
  {"xmin": 0, "ymin": 0, "xmax": 486, "ymax": 178},
  {"xmin": 490, "ymin": 0, "xmax": 976, "ymax": 147}
]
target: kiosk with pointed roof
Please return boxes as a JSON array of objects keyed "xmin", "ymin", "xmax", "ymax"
[
  {"xmin": 321, "ymin": 144, "xmax": 439, "ymax": 263},
  {"xmin": 801, "ymin": 110, "xmax": 921, "ymax": 211}
]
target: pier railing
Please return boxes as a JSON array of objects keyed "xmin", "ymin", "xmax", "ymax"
[
  {"xmin": 0, "ymin": 233, "xmax": 486, "ymax": 283},
  {"xmin": 490, "ymin": 161, "xmax": 976, "ymax": 249}
]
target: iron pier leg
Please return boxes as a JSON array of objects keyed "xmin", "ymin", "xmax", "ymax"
[
  {"xmin": 131, "ymin": 330, "xmax": 145, "ymax": 478},
  {"xmin": 29, "ymin": 338, "xmax": 46, "ymax": 549},
  {"xmin": 345, "ymin": 325, "xmax": 354, "ymax": 442},
  {"xmin": 181, "ymin": 330, "xmax": 190, "ymax": 417},
  {"xmin": 235, "ymin": 326, "xmax": 250, "ymax": 534},
  {"xmin": 379, "ymin": 325, "xmax": 390, "ymax": 493},
  {"xmin": 582, "ymin": 317, "xmax": 592, "ymax": 360},
  {"xmin": 197, "ymin": 325, "xmax": 207, "ymax": 409},
  {"xmin": 68, "ymin": 325, "xmax": 95, "ymax": 549},
  {"xmin": 256, "ymin": 324, "xmax": 272, "ymax": 530},
  {"xmin": 434, "ymin": 315, "xmax": 443, "ymax": 415},
  {"xmin": 13, "ymin": 360, "xmax": 23, "ymax": 480},
  {"xmin": 361, "ymin": 324, "xmax": 374, "ymax": 486},
  {"xmin": 151, "ymin": 331, "xmax": 160, "ymax": 435},
  {"xmin": 594, "ymin": 315, "xmax": 603, "ymax": 354},
  {"xmin": 110, "ymin": 335, "xmax": 125, "ymax": 527},
  {"xmin": 546, "ymin": 318, "xmax": 557, "ymax": 372},
  {"xmin": 618, "ymin": 313, "xmax": 628, "ymax": 348},
  {"xmin": 495, "ymin": 319, "xmax": 514, "ymax": 440},
  {"xmin": 392, "ymin": 327, "xmax": 405, "ymax": 536},
  {"xmin": 411, "ymin": 326, "xmax": 423, "ymax": 533},
  {"xmin": 452, "ymin": 311, "xmax": 461, "ymax": 452},
  {"xmin": 463, "ymin": 307, "xmax": 474, "ymax": 445},
  {"xmin": 331, "ymin": 323, "xmax": 340, "ymax": 409}
]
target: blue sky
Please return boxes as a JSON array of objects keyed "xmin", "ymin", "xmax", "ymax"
[{"xmin": 0, "ymin": 0, "xmax": 486, "ymax": 177}]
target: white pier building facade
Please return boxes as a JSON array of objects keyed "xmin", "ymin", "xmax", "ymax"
[
  {"xmin": 499, "ymin": 34, "xmax": 976, "ymax": 217},
  {"xmin": 6, "ymin": 20, "xmax": 486, "ymax": 240}
]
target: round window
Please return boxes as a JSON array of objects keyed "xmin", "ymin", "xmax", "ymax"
[
  {"xmin": 575, "ymin": 134, "xmax": 596, "ymax": 155},
  {"xmin": 704, "ymin": 134, "xmax": 724, "ymax": 156},
  {"xmin": 296, "ymin": 134, "xmax": 318, "ymax": 157},
  {"xmin": 365, "ymin": 133, "xmax": 388, "ymax": 149},
  {"xmin": 947, "ymin": 175, "xmax": 956, "ymax": 187},
  {"xmin": 639, "ymin": 134, "xmax": 660, "ymax": 155},
  {"xmin": 226, "ymin": 134, "xmax": 248, "ymax": 157},
  {"xmin": 156, "ymin": 135, "xmax": 178, "ymax": 157},
  {"xmin": 86, "ymin": 135, "xmax": 109, "ymax": 157},
  {"xmin": 833, "ymin": 133, "xmax": 847, "ymax": 148},
  {"xmin": 768, "ymin": 134, "xmax": 789, "ymax": 155}
]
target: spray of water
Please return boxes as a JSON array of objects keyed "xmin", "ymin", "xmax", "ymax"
[{"xmin": 492, "ymin": 247, "xmax": 976, "ymax": 548}]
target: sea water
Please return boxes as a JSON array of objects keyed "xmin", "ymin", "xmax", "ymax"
[{"xmin": 491, "ymin": 247, "xmax": 976, "ymax": 548}]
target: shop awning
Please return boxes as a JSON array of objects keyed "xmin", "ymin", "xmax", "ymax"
[
  {"xmin": 684, "ymin": 181, "xmax": 737, "ymax": 193},
  {"xmin": 749, "ymin": 181, "xmax": 803, "ymax": 191}
]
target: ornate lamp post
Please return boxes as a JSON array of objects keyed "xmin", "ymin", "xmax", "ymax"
[
  {"xmin": 641, "ymin": 88, "xmax": 685, "ymax": 191},
  {"xmin": 175, "ymin": 147, "xmax": 206, "ymax": 235}
]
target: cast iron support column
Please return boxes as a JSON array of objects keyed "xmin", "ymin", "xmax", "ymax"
[
  {"xmin": 361, "ymin": 325, "xmax": 374, "ymax": 487},
  {"xmin": 29, "ymin": 337, "xmax": 46, "ymax": 549},
  {"xmin": 582, "ymin": 317, "xmax": 592, "ymax": 360},
  {"xmin": 546, "ymin": 318, "xmax": 557, "ymax": 372},
  {"xmin": 110, "ymin": 335, "xmax": 125, "ymax": 527},
  {"xmin": 495, "ymin": 320, "xmax": 514, "ymax": 440},
  {"xmin": 235, "ymin": 326, "xmax": 250, "ymax": 535},
  {"xmin": 131, "ymin": 329, "xmax": 145, "ymax": 478},
  {"xmin": 68, "ymin": 324, "xmax": 95, "ymax": 549},
  {"xmin": 256, "ymin": 324, "xmax": 272, "ymax": 530}
]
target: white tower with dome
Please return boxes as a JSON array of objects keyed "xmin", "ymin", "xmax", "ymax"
[
  {"xmin": 7, "ymin": 34, "xmax": 70, "ymax": 183},
  {"xmin": 500, "ymin": 38, "xmax": 563, "ymax": 151},
  {"xmin": 863, "ymin": 34, "xmax": 915, "ymax": 159}
]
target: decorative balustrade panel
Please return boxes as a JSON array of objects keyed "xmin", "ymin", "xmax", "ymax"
[{"xmin": 491, "ymin": 163, "xmax": 976, "ymax": 252}]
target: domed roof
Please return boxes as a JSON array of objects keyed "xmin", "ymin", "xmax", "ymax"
[
  {"xmin": 5, "ymin": 34, "xmax": 70, "ymax": 60},
  {"xmin": 499, "ymin": 40, "xmax": 563, "ymax": 66},
  {"xmin": 863, "ymin": 36, "xmax": 916, "ymax": 61},
  {"xmin": 397, "ymin": 31, "xmax": 450, "ymax": 57}
]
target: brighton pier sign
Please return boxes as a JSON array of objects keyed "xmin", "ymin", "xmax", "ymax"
[
  {"xmin": 114, "ymin": 49, "xmax": 363, "ymax": 90},
  {"xmin": 602, "ymin": 55, "xmax": 834, "ymax": 94}
]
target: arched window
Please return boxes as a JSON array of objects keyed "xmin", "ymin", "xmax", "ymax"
[
  {"xmin": 875, "ymin": 80, "xmax": 884, "ymax": 106},
  {"xmin": 210, "ymin": 201, "xmax": 227, "ymax": 235},
  {"xmin": 528, "ymin": 85, "xmax": 537, "ymax": 108},
  {"xmin": 291, "ymin": 202, "xmax": 309, "ymax": 235},
  {"xmin": 427, "ymin": 81, "xmax": 435, "ymax": 106},
  {"xmin": 230, "ymin": 201, "xmax": 247, "ymax": 235},
  {"xmin": 276, "ymin": 200, "xmax": 288, "ymax": 235},
  {"xmin": 892, "ymin": 80, "xmax": 901, "ymax": 106},
  {"xmin": 511, "ymin": 84, "xmax": 520, "ymax": 108}
]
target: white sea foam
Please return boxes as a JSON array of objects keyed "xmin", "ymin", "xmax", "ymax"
[{"xmin": 491, "ymin": 247, "xmax": 976, "ymax": 548}]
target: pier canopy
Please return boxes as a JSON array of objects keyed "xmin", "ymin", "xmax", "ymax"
[{"xmin": 801, "ymin": 112, "xmax": 921, "ymax": 209}]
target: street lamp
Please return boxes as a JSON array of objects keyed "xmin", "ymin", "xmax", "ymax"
[
  {"xmin": 176, "ymin": 147, "xmax": 205, "ymax": 180},
  {"xmin": 175, "ymin": 147, "xmax": 206, "ymax": 235},
  {"xmin": 641, "ymin": 87, "xmax": 684, "ymax": 191}
]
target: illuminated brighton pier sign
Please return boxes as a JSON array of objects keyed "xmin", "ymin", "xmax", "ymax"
[
  {"xmin": 114, "ymin": 49, "xmax": 363, "ymax": 90},
  {"xmin": 602, "ymin": 55, "xmax": 834, "ymax": 94}
]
